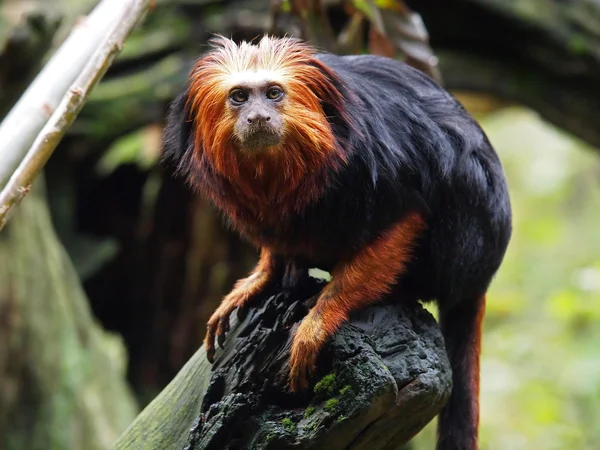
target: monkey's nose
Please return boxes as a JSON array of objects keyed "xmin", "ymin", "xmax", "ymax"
[{"xmin": 247, "ymin": 114, "xmax": 271, "ymax": 124}]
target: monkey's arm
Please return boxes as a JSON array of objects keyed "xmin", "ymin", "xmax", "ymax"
[
  {"xmin": 204, "ymin": 247, "xmax": 280, "ymax": 362},
  {"xmin": 289, "ymin": 212, "xmax": 426, "ymax": 390}
]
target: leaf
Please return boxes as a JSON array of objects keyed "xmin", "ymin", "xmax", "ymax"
[
  {"xmin": 269, "ymin": 0, "xmax": 441, "ymax": 83},
  {"xmin": 270, "ymin": 0, "xmax": 337, "ymax": 50},
  {"xmin": 96, "ymin": 124, "xmax": 162, "ymax": 176},
  {"xmin": 350, "ymin": 0, "xmax": 384, "ymax": 32},
  {"xmin": 355, "ymin": 0, "xmax": 443, "ymax": 83},
  {"xmin": 336, "ymin": 11, "xmax": 366, "ymax": 55}
]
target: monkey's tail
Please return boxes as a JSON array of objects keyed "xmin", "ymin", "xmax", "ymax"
[{"xmin": 436, "ymin": 293, "xmax": 486, "ymax": 450}]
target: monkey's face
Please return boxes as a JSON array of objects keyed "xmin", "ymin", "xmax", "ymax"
[
  {"xmin": 185, "ymin": 35, "xmax": 347, "ymax": 179},
  {"xmin": 227, "ymin": 79, "xmax": 285, "ymax": 151}
]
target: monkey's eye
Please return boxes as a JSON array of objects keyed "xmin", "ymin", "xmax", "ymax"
[
  {"xmin": 229, "ymin": 89, "xmax": 248, "ymax": 104},
  {"xmin": 266, "ymin": 87, "xmax": 284, "ymax": 101}
]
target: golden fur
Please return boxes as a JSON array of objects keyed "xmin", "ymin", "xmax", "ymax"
[{"xmin": 185, "ymin": 35, "xmax": 349, "ymax": 225}]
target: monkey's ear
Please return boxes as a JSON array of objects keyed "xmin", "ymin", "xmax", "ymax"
[{"xmin": 160, "ymin": 89, "xmax": 195, "ymax": 175}]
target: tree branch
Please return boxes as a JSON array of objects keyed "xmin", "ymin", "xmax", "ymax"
[
  {"xmin": 111, "ymin": 279, "xmax": 452, "ymax": 449},
  {"xmin": 406, "ymin": 0, "xmax": 600, "ymax": 149},
  {"xmin": 0, "ymin": 0, "xmax": 153, "ymax": 231},
  {"xmin": 437, "ymin": 50, "xmax": 600, "ymax": 149}
]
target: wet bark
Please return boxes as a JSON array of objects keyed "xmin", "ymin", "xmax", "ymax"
[{"xmin": 113, "ymin": 280, "xmax": 452, "ymax": 449}]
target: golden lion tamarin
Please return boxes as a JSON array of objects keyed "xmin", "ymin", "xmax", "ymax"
[{"xmin": 162, "ymin": 35, "xmax": 512, "ymax": 450}]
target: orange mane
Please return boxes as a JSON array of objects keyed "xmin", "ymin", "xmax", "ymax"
[{"xmin": 184, "ymin": 35, "xmax": 350, "ymax": 225}]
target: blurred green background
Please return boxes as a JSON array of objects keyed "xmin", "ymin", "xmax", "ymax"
[
  {"xmin": 2, "ymin": 0, "xmax": 600, "ymax": 449},
  {"xmin": 414, "ymin": 106, "xmax": 600, "ymax": 450}
]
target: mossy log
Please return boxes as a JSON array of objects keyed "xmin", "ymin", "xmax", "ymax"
[
  {"xmin": 0, "ymin": 177, "xmax": 139, "ymax": 450},
  {"xmin": 112, "ymin": 279, "xmax": 452, "ymax": 449}
]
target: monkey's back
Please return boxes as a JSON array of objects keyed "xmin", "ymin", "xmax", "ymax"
[{"xmin": 293, "ymin": 53, "xmax": 513, "ymax": 309}]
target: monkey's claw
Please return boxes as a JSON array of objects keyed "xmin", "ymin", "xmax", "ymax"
[
  {"xmin": 288, "ymin": 315, "xmax": 327, "ymax": 392},
  {"xmin": 203, "ymin": 296, "xmax": 241, "ymax": 363},
  {"xmin": 289, "ymin": 351, "xmax": 315, "ymax": 392}
]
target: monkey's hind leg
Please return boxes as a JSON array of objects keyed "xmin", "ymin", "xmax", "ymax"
[
  {"xmin": 204, "ymin": 247, "xmax": 279, "ymax": 362},
  {"xmin": 436, "ymin": 293, "xmax": 486, "ymax": 450}
]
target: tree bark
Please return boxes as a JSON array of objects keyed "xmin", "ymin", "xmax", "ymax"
[
  {"xmin": 0, "ymin": 176, "xmax": 138, "ymax": 450},
  {"xmin": 112, "ymin": 280, "xmax": 452, "ymax": 449}
]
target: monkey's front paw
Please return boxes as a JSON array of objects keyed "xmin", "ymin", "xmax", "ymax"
[
  {"xmin": 288, "ymin": 315, "xmax": 327, "ymax": 392},
  {"xmin": 203, "ymin": 291, "xmax": 247, "ymax": 363}
]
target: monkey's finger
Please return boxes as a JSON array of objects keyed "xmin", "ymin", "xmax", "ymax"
[
  {"xmin": 216, "ymin": 316, "xmax": 229, "ymax": 348},
  {"xmin": 297, "ymin": 375, "xmax": 308, "ymax": 391},
  {"xmin": 236, "ymin": 304, "xmax": 248, "ymax": 322},
  {"xmin": 289, "ymin": 346, "xmax": 318, "ymax": 392},
  {"xmin": 288, "ymin": 355, "xmax": 307, "ymax": 392},
  {"xmin": 288, "ymin": 366, "xmax": 308, "ymax": 392},
  {"xmin": 204, "ymin": 325, "xmax": 217, "ymax": 363},
  {"xmin": 288, "ymin": 370, "xmax": 298, "ymax": 392},
  {"xmin": 205, "ymin": 338, "xmax": 215, "ymax": 363},
  {"xmin": 222, "ymin": 314, "xmax": 230, "ymax": 334}
]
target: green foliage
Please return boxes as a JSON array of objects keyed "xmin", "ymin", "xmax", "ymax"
[
  {"xmin": 96, "ymin": 125, "xmax": 161, "ymax": 175},
  {"xmin": 411, "ymin": 106, "xmax": 600, "ymax": 450},
  {"xmin": 569, "ymin": 35, "xmax": 588, "ymax": 55}
]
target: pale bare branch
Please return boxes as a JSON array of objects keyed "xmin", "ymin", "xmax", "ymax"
[{"xmin": 0, "ymin": 0, "xmax": 153, "ymax": 231}]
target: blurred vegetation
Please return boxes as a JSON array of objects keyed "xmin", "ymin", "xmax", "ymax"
[{"xmin": 412, "ymin": 106, "xmax": 600, "ymax": 450}]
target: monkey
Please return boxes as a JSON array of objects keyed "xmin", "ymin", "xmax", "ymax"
[{"xmin": 161, "ymin": 34, "xmax": 512, "ymax": 450}]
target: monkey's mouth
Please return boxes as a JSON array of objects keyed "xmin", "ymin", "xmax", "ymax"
[{"xmin": 240, "ymin": 128, "xmax": 282, "ymax": 150}]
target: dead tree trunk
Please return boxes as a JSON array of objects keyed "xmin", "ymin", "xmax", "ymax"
[
  {"xmin": 112, "ymin": 280, "xmax": 452, "ymax": 449},
  {"xmin": 0, "ymin": 4, "xmax": 139, "ymax": 448},
  {"xmin": 0, "ymin": 176, "xmax": 138, "ymax": 450}
]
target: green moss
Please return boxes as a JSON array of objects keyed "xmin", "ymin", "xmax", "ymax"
[
  {"xmin": 313, "ymin": 373, "xmax": 338, "ymax": 397},
  {"xmin": 281, "ymin": 418, "xmax": 297, "ymax": 432},
  {"xmin": 339, "ymin": 385, "xmax": 353, "ymax": 396},
  {"xmin": 265, "ymin": 433, "xmax": 274, "ymax": 442},
  {"xmin": 337, "ymin": 415, "xmax": 347, "ymax": 423},
  {"xmin": 304, "ymin": 406, "xmax": 316, "ymax": 418},
  {"xmin": 305, "ymin": 421, "xmax": 318, "ymax": 432},
  {"xmin": 324, "ymin": 398, "xmax": 339, "ymax": 411}
]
